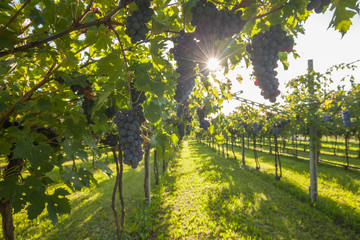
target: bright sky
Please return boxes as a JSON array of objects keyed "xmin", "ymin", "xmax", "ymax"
[{"xmin": 221, "ymin": 10, "xmax": 360, "ymax": 115}]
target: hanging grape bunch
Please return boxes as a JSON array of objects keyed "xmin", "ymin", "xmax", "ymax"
[
  {"xmin": 190, "ymin": 0, "xmax": 245, "ymax": 43},
  {"xmin": 105, "ymin": 105, "xmax": 118, "ymax": 119},
  {"xmin": 82, "ymin": 98, "xmax": 95, "ymax": 124},
  {"xmin": 197, "ymin": 106, "xmax": 210, "ymax": 131},
  {"xmin": 246, "ymin": 24, "xmax": 294, "ymax": 103},
  {"xmin": 113, "ymin": 105, "xmax": 146, "ymax": 168},
  {"xmin": 54, "ymin": 74, "xmax": 96, "ymax": 123},
  {"xmin": 341, "ymin": 110, "xmax": 351, "ymax": 127},
  {"xmin": 125, "ymin": 0, "xmax": 154, "ymax": 43},
  {"xmin": 306, "ymin": 0, "xmax": 331, "ymax": 13},
  {"xmin": 177, "ymin": 123, "xmax": 185, "ymax": 140},
  {"xmin": 242, "ymin": 122, "xmax": 251, "ymax": 137},
  {"xmin": 322, "ymin": 115, "xmax": 334, "ymax": 122},
  {"xmin": 173, "ymin": 31, "xmax": 198, "ymax": 103},
  {"xmin": 130, "ymin": 80, "xmax": 146, "ymax": 106},
  {"xmin": 252, "ymin": 122, "xmax": 262, "ymax": 133},
  {"xmin": 100, "ymin": 133, "xmax": 118, "ymax": 147}
]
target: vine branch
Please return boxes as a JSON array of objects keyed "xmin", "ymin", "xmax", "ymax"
[
  {"xmin": 108, "ymin": 24, "xmax": 133, "ymax": 109},
  {"xmin": 0, "ymin": 0, "xmax": 31, "ymax": 36},
  {"xmin": 0, "ymin": 62, "xmax": 59, "ymax": 128},
  {"xmin": 76, "ymin": 0, "xmax": 95, "ymax": 24},
  {"xmin": 232, "ymin": 0, "xmax": 251, "ymax": 12},
  {"xmin": 0, "ymin": 1, "xmax": 128, "ymax": 58},
  {"xmin": 245, "ymin": 4, "xmax": 285, "ymax": 23}
]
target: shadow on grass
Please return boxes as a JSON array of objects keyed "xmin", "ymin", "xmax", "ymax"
[
  {"xmin": 228, "ymin": 140, "xmax": 360, "ymax": 195},
  {"xmin": 193, "ymin": 141, "xmax": 360, "ymax": 238},
  {"xmin": 10, "ymin": 149, "xmax": 166, "ymax": 240},
  {"xmin": 148, "ymin": 163, "xmax": 179, "ymax": 239}
]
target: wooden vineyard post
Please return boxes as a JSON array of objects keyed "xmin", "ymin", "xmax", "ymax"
[
  {"xmin": 308, "ymin": 59, "xmax": 318, "ymax": 202},
  {"xmin": 242, "ymin": 134, "xmax": 245, "ymax": 165},
  {"xmin": 144, "ymin": 143, "xmax": 151, "ymax": 204}
]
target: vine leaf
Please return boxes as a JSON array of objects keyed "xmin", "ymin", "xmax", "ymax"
[
  {"xmin": 27, "ymin": 190, "xmax": 47, "ymax": 220},
  {"xmin": 61, "ymin": 167, "xmax": 97, "ymax": 192},
  {"xmin": 47, "ymin": 188, "xmax": 71, "ymax": 225},
  {"xmin": 144, "ymin": 99, "xmax": 162, "ymax": 123},
  {"xmin": 12, "ymin": 133, "xmax": 53, "ymax": 169},
  {"xmin": 151, "ymin": 16, "xmax": 172, "ymax": 34},
  {"xmin": 329, "ymin": 0, "xmax": 358, "ymax": 36}
]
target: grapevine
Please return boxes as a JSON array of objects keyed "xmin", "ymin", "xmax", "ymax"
[
  {"xmin": 173, "ymin": 32, "xmax": 198, "ymax": 103},
  {"xmin": 191, "ymin": 0, "xmax": 245, "ymax": 43},
  {"xmin": 197, "ymin": 106, "xmax": 210, "ymax": 130},
  {"xmin": 105, "ymin": 105, "xmax": 118, "ymax": 119},
  {"xmin": 82, "ymin": 98, "xmax": 95, "ymax": 124},
  {"xmin": 125, "ymin": 0, "xmax": 154, "ymax": 43},
  {"xmin": 113, "ymin": 105, "xmax": 146, "ymax": 168},
  {"xmin": 100, "ymin": 133, "xmax": 119, "ymax": 147},
  {"xmin": 246, "ymin": 24, "xmax": 294, "ymax": 103},
  {"xmin": 172, "ymin": 0, "xmax": 246, "ymax": 103},
  {"xmin": 306, "ymin": 0, "xmax": 331, "ymax": 14},
  {"xmin": 341, "ymin": 110, "xmax": 351, "ymax": 127}
]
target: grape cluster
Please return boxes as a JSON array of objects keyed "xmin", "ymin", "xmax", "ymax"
[
  {"xmin": 273, "ymin": 120, "xmax": 290, "ymax": 137},
  {"xmin": 105, "ymin": 105, "xmax": 118, "ymax": 119},
  {"xmin": 199, "ymin": 120, "xmax": 210, "ymax": 130},
  {"xmin": 82, "ymin": 98, "xmax": 95, "ymax": 124},
  {"xmin": 242, "ymin": 122, "xmax": 251, "ymax": 137},
  {"xmin": 54, "ymin": 74, "xmax": 95, "ymax": 123},
  {"xmin": 171, "ymin": 1, "xmax": 245, "ymax": 102},
  {"xmin": 31, "ymin": 126, "xmax": 60, "ymax": 148},
  {"xmin": 197, "ymin": 106, "xmax": 210, "ymax": 131},
  {"xmin": 113, "ymin": 105, "xmax": 145, "ymax": 168},
  {"xmin": 341, "ymin": 110, "xmax": 351, "ymax": 127},
  {"xmin": 306, "ymin": 0, "xmax": 331, "ymax": 13},
  {"xmin": 131, "ymin": 82, "xmax": 146, "ymax": 106},
  {"xmin": 54, "ymin": 74, "xmax": 93, "ymax": 97},
  {"xmin": 177, "ymin": 123, "xmax": 185, "ymax": 140},
  {"xmin": 191, "ymin": 0, "xmax": 245, "ymax": 43},
  {"xmin": 322, "ymin": 115, "xmax": 334, "ymax": 122},
  {"xmin": 186, "ymin": 124, "xmax": 191, "ymax": 135},
  {"xmin": 246, "ymin": 24, "xmax": 294, "ymax": 103},
  {"xmin": 173, "ymin": 32, "xmax": 197, "ymax": 103},
  {"xmin": 176, "ymin": 101, "xmax": 190, "ymax": 118},
  {"xmin": 125, "ymin": 0, "xmax": 154, "ymax": 43},
  {"xmin": 252, "ymin": 122, "xmax": 262, "ymax": 133},
  {"xmin": 100, "ymin": 133, "xmax": 118, "ymax": 147}
]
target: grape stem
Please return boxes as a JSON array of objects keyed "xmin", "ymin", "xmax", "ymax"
[
  {"xmin": 232, "ymin": 0, "xmax": 251, "ymax": 11},
  {"xmin": 75, "ymin": 0, "xmax": 95, "ymax": 24},
  {"xmin": 0, "ymin": 0, "xmax": 31, "ymax": 37},
  {"xmin": 0, "ymin": 1, "xmax": 129, "ymax": 58},
  {"xmin": 0, "ymin": 62, "xmax": 60, "ymax": 128},
  {"xmin": 245, "ymin": 4, "xmax": 286, "ymax": 23},
  {"xmin": 108, "ymin": 24, "xmax": 133, "ymax": 109}
]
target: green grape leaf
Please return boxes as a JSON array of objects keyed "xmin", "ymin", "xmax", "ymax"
[
  {"xmin": 170, "ymin": 133, "xmax": 179, "ymax": 146},
  {"xmin": 0, "ymin": 138, "xmax": 12, "ymax": 155},
  {"xmin": 144, "ymin": 99, "xmax": 162, "ymax": 123},
  {"xmin": 83, "ymin": 133, "xmax": 101, "ymax": 156},
  {"xmin": 151, "ymin": 16, "xmax": 172, "ymax": 34},
  {"xmin": 26, "ymin": 190, "xmax": 46, "ymax": 220},
  {"xmin": 329, "ymin": 0, "xmax": 358, "ymax": 36}
]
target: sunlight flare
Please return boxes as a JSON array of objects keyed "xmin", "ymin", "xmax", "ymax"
[{"xmin": 207, "ymin": 57, "xmax": 220, "ymax": 71}]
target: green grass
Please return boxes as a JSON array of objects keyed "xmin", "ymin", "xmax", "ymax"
[
  {"xmin": 2, "ymin": 139, "xmax": 360, "ymax": 239},
  {"xmin": 210, "ymin": 140, "xmax": 360, "ymax": 228},
  {"xmin": 151, "ymin": 140, "xmax": 360, "ymax": 239},
  {"xmin": 0, "ymin": 150, "xmax": 167, "ymax": 240},
  {"xmin": 232, "ymin": 137, "xmax": 360, "ymax": 168}
]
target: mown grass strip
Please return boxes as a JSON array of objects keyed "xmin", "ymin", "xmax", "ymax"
[
  {"xmin": 0, "ymin": 150, "xmax": 166, "ymax": 240},
  {"xmin": 153, "ymin": 140, "xmax": 358, "ymax": 239},
  {"xmin": 203, "ymin": 139, "xmax": 360, "ymax": 233}
]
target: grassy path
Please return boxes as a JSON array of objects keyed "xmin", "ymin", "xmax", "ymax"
[
  {"xmin": 153, "ymin": 140, "xmax": 359, "ymax": 239},
  {"xmin": 1, "ymin": 153, "xmax": 160, "ymax": 240}
]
